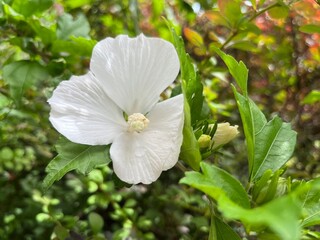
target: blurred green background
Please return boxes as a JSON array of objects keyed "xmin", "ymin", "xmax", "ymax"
[{"xmin": 0, "ymin": 0, "xmax": 319, "ymax": 239}]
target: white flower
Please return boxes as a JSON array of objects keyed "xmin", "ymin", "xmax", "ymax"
[
  {"xmin": 212, "ymin": 123, "xmax": 239, "ymax": 149},
  {"xmin": 48, "ymin": 34, "xmax": 184, "ymax": 184}
]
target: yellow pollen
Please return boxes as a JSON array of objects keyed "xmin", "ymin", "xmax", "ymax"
[{"xmin": 127, "ymin": 113, "xmax": 149, "ymax": 132}]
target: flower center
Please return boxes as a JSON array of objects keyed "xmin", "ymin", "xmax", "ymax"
[{"xmin": 127, "ymin": 113, "xmax": 149, "ymax": 132}]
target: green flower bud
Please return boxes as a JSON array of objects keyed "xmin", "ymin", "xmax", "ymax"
[{"xmin": 198, "ymin": 134, "xmax": 212, "ymax": 149}]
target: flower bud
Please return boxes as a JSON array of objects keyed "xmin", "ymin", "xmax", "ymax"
[
  {"xmin": 212, "ymin": 122, "xmax": 239, "ymax": 149},
  {"xmin": 198, "ymin": 134, "xmax": 212, "ymax": 149}
]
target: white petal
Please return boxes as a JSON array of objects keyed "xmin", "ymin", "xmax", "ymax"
[
  {"xmin": 90, "ymin": 34, "xmax": 180, "ymax": 115},
  {"xmin": 48, "ymin": 73, "xmax": 127, "ymax": 145},
  {"xmin": 110, "ymin": 95, "xmax": 184, "ymax": 184}
]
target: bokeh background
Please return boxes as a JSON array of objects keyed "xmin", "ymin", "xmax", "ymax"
[{"xmin": 1, "ymin": 0, "xmax": 319, "ymax": 239}]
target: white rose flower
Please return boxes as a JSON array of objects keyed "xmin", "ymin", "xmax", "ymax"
[{"xmin": 48, "ymin": 34, "xmax": 184, "ymax": 184}]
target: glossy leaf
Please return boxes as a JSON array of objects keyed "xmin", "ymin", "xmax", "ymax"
[
  {"xmin": 42, "ymin": 138, "xmax": 110, "ymax": 191},
  {"xmin": 180, "ymin": 162, "xmax": 250, "ymax": 209},
  {"xmin": 252, "ymin": 116, "xmax": 297, "ymax": 180},
  {"xmin": 300, "ymin": 179, "xmax": 320, "ymax": 227},
  {"xmin": 212, "ymin": 46, "xmax": 248, "ymax": 96},
  {"xmin": 213, "ymin": 48, "xmax": 297, "ymax": 182},
  {"xmin": 2, "ymin": 60, "xmax": 49, "ymax": 106},
  {"xmin": 232, "ymin": 90, "xmax": 267, "ymax": 175}
]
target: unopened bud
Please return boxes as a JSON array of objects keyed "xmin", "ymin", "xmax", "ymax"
[
  {"xmin": 212, "ymin": 122, "xmax": 239, "ymax": 149},
  {"xmin": 198, "ymin": 134, "xmax": 211, "ymax": 149}
]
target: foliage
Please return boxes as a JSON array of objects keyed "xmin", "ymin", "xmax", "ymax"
[{"xmin": 1, "ymin": 0, "xmax": 320, "ymax": 239}]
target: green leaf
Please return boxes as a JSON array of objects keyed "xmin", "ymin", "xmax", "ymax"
[
  {"xmin": 229, "ymin": 41, "xmax": 258, "ymax": 52},
  {"xmin": 54, "ymin": 225, "xmax": 69, "ymax": 240},
  {"xmin": 302, "ymin": 90, "xmax": 320, "ymax": 104},
  {"xmin": 212, "ymin": 46, "xmax": 249, "ymax": 96},
  {"xmin": 2, "ymin": 60, "xmax": 49, "ymax": 106},
  {"xmin": 170, "ymin": 28, "xmax": 206, "ymax": 124},
  {"xmin": 56, "ymin": 13, "xmax": 90, "ymax": 40},
  {"xmin": 12, "ymin": 0, "xmax": 53, "ymax": 17},
  {"xmin": 88, "ymin": 212, "xmax": 104, "ymax": 234},
  {"xmin": 212, "ymin": 216, "xmax": 242, "ymax": 240},
  {"xmin": 252, "ymin": 116, "xmax": 296, "ymax": 180},
  {"xmin": 232, "ymin": 89, "xmax": 267, "ymax": 175},
  {"xmin": 42, "ymin": 138, "xmax": 110, "ymax": 191},
  {"xmin": 2, "ymin": 2, "xmax": 25, "ymax": 21},
  {"xmin": 250, "ymin": 0, "xmax": 257, "ymax": 10},
  {"xmin": 268, "ymin": 6, "xmax": 289, "ymax": 19},
  {"xmin": 65, "ymin": 0, "xmax": 93, "ymax": 9},
  {"xmin": 180, "ymin": 162, "xmax": 250, "ymax": 209},
  {"xmin": 230, "ymin": 69, "xmax": 296, "ymax": 182},
  {"xmin": 28, "ymin": 17, "xmax": 56, "ymax": 45},
  {"xmin": 217, "ymin": 0, "xmax": 243, "ymax": 27},
  {"xmin": 218, "ymin": 193, "xmax": 301, "ymax": 240},
  {"xmin": 299, "ymin": 24, "xmax": 320, "ymax": 34},
  {"xmin": 52, "ymin": 37, "xmax": 97, "ymax": 57},
  {"xmin": 167, "ymin": 20, "xmax": 202, "ymax": 170},
  {"xmin": 179, "ymin": 102, "xmax": 202, "ymax": 171},
  {"xmin": 300, "ymin": 179, "xmax": 320, "ymax": 227}
]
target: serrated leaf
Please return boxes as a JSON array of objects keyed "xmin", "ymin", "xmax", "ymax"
[
  {"xmin": 301, "ymin": 179, "xmax": 320, "ymax": 227},
  {"xmin": 232, "ymin": 89, "xmax": 267, "ymax": 175},
  {"xmin": 180, "ymin": 162, "xmax": 250, "ymax": 209},
  {"xmin": 212, "ymin": 46, "xmax": 248, "ymax": 96},
  {"xmin": 56, "ymin": 13, "xmax": 90, "ymax": 40},
  {"xmin": 2, "ymin": 60, "xmax": 49, "ymax": 106},
  {"xmin": 12, "ymin": 0, "xmax": 53, "ymax": 17},
  {"xmin": 218, "ymin": 47, "xmax": 298, "ymax": 182},
  {"xmin": 42, "ymin": 138, "xmax": 110, "ymax": 191},
  {"xmin": 252, "ymin": 116, "xmax": 296, "ymax": 180},
  {"xmin": 234, "ymin": 90, "xmax": 297, "ymax": 181}
]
